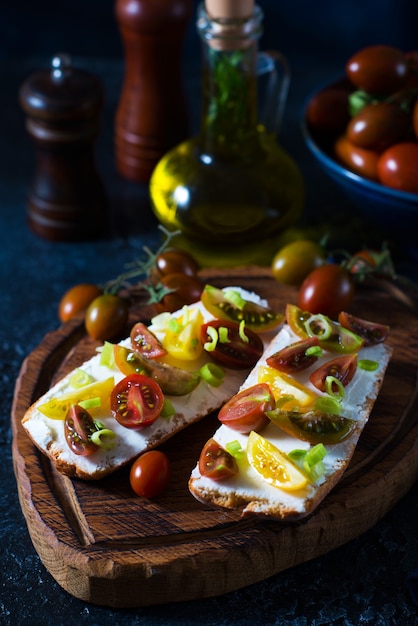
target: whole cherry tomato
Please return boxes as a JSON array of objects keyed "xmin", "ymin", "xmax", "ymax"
[
  {"xmin": 271, "ymin": 240, "xmax": 325, "ymax": 286},
  {"xmin": 130, "ymin": 451, "xmax": 171, "ymax": 498},
  {"xmin": 156, "ymin": 273, "xmax": 203, "ymax": 313},
  {"xmin": 334, "ymin": 134, "xmax": 380, "ymax": 180},
  {"xmin": 346, "ymin": 102, "xmax": 409, "ymax": 152},
  {"xmin": 155, "ymin": 248, "xmax": 199, "ymax": 278},
  {"xmin": 377, "ymin": 142, "xmax": 418, "ymax": 193},
  {"xmin": 306, "ymin": 87, "xmax": 350, "ymax": 137},
  {"xmin": 346, "ymin": 45, "xmax": 408, "ymax": 95},
  {"xmin": 85, "ymin": 293, "xmax": 129, "ymax": 341},
  {"xmin": 298, "ymin": 264, "xmax": 355, "ymax": 319},
  {"xmin": 59, "ymin": 283, "xmax": 103, "ymax": 323}
]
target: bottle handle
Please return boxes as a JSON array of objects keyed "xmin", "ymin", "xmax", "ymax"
[{"xmin": 257, "ymin": 50, "xmax": 290, "ymax": 136}]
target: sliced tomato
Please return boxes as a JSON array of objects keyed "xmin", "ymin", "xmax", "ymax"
[
  {"xmin": 111, "ymin": 373, "xmax": 164, "ymax": 428},
  {"xmin": 258, "ymin": 365, "xmax": 318, "ymax": 410},
  {"xmin": 338, "ymin": 311, "xmax": 390, "ymax": 346},
  {"xmin": 286, "ymin": 305, "xmax": 364, "ymax": 354},
  {"xmin": 64, "ymin": 404, "xmax": 99, "ymax": 456},
  {"xmin": 114, "ymin": 344, "xmax": 145, "ymax": 376},
  {"xmin": 310, "ymin": 354, "xmax": 358, "ymax": 392},
  {"xmin": 247, "ymin": 431, "xmax": 308, "ymax": 491},
  {"xmin": 198, "ymin": 438, "xmax": 239, "ymax": 480},
  {"xmin": 201, "ymin": 284, "xmax": 284, "ymax": 332},
  {"xmin": 266, "ymin": 337, "xmax": 321, "ymax": 373},
  {"xmin": 218, "ymin": 383, "xmax": 274, "ymax": 434},
  {"xmin": 130, "ymin": 322, "xmax": 167, "ymax": 359},
  {"xmin": 201, "ymin": 319, "xmax": 264, "ymax": 370},
  {"xmin": 267, "ymin": 408, "xmax": 357, "ymax": 445},
  {"xmin": 161, "ymin": 306, "xmax": 204, "ymax": 361},
  {"xmin": 37, "ymin": 376, "xmax": 114, "ymax": 420}
]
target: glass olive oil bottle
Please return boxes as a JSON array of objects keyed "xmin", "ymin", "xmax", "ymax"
[{"xmin": 149, "ymin": 1, "xmax": 304, "ymax": 266}]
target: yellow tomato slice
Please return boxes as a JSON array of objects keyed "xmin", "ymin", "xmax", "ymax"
[
  {"xmin": 247, "ymin": 431, "xmax": 308, "ymax": 491},
  {"xmin": 37, "ymin": 376, "xmax": 115, "ymax": 420},
  {"xmin": 257, "ymin": 365, "xmax": 317, "ymax": 410},
  {"xmin": 161, "ymin": 307, "xmax": 204, "ymax": 361}
]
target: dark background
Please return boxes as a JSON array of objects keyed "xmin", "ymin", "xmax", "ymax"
[{"xmin": 2, "ymin": 2, "xmax": 418, "ymax": 625}]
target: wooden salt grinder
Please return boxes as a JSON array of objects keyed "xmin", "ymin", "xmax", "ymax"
[
  {"xmin": 115, "ymin": 0, "xmax": 192, "ymax": 183},
  {"xmin": 19, "ymin": 54, "xmax": 108, "ymax": 241}
]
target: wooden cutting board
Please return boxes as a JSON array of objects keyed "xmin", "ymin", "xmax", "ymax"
[{"xmin": 11, "ymin": 267, "xmax": 418, "ymax": 608}]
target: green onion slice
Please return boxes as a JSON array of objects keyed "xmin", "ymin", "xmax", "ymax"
[
  {"xmin": 325, "ymin": 375, "xmax": 345, "ymax": 401},
  {"xmin": 305, "ymin": 345, "xmax": 323, "ymax": 358},
  {"xmin": 223, "ymin": 289, "xmax": 246, "ymax": 310},
  {"xmin": 199, "ymin": 362, "xmax": 225, "ymax": 386},
  {"xmin": 238, "ymin": 320, "xmax": 249, "ymax": 343},
  {"xmin": 218, "ymin": 326, "xmax": 230, "ymax": 343},
  {"xmin": 99, "ymin": 341, "xmax": 115, "ymax": 368},
  {"xmin": 304, "ymin": 314, "xmax": 332, "ymax": 340},
  {"xmin": 314, "ymin": 395, "xmax": 342, "ymax": 415},
  {"xmin": 79, "ymin": 397, "xmax": 102, "ymax": 410},
  {"xmin": 160, "ymin": 398, "xmax": 176, "ymax": 419},
  {"xmin": 69, "ymin": 368, "xmax": 94, "ymax": 389},
  {"xmin": 225, "ymin": 440, "xmax": 243, "ymax": 458},
  {"xmin": 203, "ymin": 326, "xmax": 218, "ymax": 351},
  {"xmin": 289, "ymin": 443, "xmax": 327, "ymax": 482},
  {"xmin": 358, "ymin": 359, "xmax": 379, "ymax": 372},
  {"xmin": 90, "ymin": 428, "xmax": 117, "ymax": 450}
]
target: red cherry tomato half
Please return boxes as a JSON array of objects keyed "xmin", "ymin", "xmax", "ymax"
[
  {"xmin": 155, "ymin": 273, "xmax": 204, "ymax": 313},
  {"xmin": 198, "ymin": 438, "xmax": 239, "ymax": 481},
  {"xmin": 130, "ymin": 450, "xmax": 171, "ymax": 498},
  {"xmin": 218, "ymin": 383, "xmax": 274, "ymax": 434},
  {"xmin": 85, "ymin": 294, "xmax": 129, "ymax": 341},
  {"xmin": 338, "ymin": 311, "xmax": 389, "ymax": 346},
  {"xmin": 111, "ymin": 373, "xmax": 164, "ymax": 428},
  {"xmin": 377, "ymin": 142, "xmax": 418, "ymax": 193},
  {"xmin": 59, "ymin": 283, "xmax": 103, "ymax": 323},
  {"xmin": 201, "ymin": 319, "xmax": 264, "ymax": 370},
  {"xmin": 334, "ymin": 134, "xmax": 380, "ymax": 181},
  {"xmin": 298, "ymin": 264, "xmax": 355, "ymax": 319},
  {"xmin": 130, "ymin": 322, "xmax": 167, "ymax": 359},
  {"xmin": 310, "ymin": 354, "xmax": 358, "ymax": 393},
  {"xmin": 346, "ymin": 45, "xmax": 408, "ymax": 95},
  {"xmin": 266, "ymin": 337, "xmax": 321, "ymax": 374},
  {"xmin": 64, "ymin": 404, "xmax": 98, "ymax": 456}
]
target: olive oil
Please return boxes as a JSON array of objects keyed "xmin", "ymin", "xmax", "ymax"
[{"xmin": 149, "ymin": 2, "xmax": 304, "ymax": 266}]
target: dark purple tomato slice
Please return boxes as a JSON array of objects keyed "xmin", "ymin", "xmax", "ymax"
[
  {"xmin": 198, "ymin": 438, "xmax": 239, "ymax": 481},
  {"xmin": 218, "ymin": 383, "xmax": 274, "ymax": 434},
  {"xmin": 338, "ymin": 311, "xmax": 390, "ymax": 346},
  {"xmin": 309, "ymin": 355, "xmax": 358, "ymax": 393},
  {"xmin": 267, "ymin": 408, "xmax": 357, "ymax": 445},
  {"xmin": 266, "ymin": 337, "xmax": 321, "ymax": 373},
  {"xmin": 64, "ymin": 404, "xmax": 99, "ymax": 456},
  {"xmin": 201, "ymin": 319, "xmax": 264, "ymax": 370},
  {"xmin": 111, "ymin": 373, "xmax": 164, "ymax": 428}
]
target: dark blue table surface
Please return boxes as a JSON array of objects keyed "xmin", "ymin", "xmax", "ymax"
[{"xmin": 2, "ymin": 2, "xmax": 418, "ymax": 624}]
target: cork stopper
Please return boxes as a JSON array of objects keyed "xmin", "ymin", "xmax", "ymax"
[{"xmin": 205, "ymin": 0, "xmax": 254, "ymax": 19}]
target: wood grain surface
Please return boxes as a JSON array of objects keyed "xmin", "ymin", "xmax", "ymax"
[{"xmin": 11, "ymin": 267, "xmax": 418, "ymax": 608}]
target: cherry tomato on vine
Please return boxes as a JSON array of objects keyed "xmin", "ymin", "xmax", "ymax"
[
  {"xmin": 111, "ymin": 373, "xmax": 164, "ymax": 428},
  {"xmin": 64, "ymin": 404, "xmax": 98, "ymax": 456},
  {"xmin": 155, "ymin": 273, "xmax": 203, "ymax": 313},
  {"xmin": 218, "ymin": 383, "xmax": 274, "ymax": 434},
  {"xmin": 346, "ymin": 45, "xmax": 408, "ymax": 95},
  {"xmin": 271, "ymin": 240, "xmax": 325, "ymax": 286},
  {"xmin": 377, "ymin": 143, "xmax": 418, "ymax": 193},
  {"xmin": 198, "ymin": 438, "xmax": 239, "ymax": 481},
  {"xmin": 298, "ymin": 264, "xmax": 355, "ymax": 319},
  {"xmin": 59, "ymin": 283, "xmax": 103, "ymax": 323},
  {"xmin": 130, "ymin": 451, "xmax": 171, "ymax": 498},
  {"xmin": 201, "ymin": 319, "xmax": 264, "ymax": 369},
  {"xmin": 155, "ymin": 248, "xmax": 199, "ymax": 279},
  {"xmin": 85, "ymin": 293, "xmax": 129, "ymax": 341}
]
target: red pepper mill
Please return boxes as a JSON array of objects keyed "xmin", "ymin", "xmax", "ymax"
[
  {"xmin": 19, "ymin": 54, "xmax": 108, "ymax": 241},
  {"xmin": 114, "ymin": 0, "xmax": 192, "ymax": 183}
]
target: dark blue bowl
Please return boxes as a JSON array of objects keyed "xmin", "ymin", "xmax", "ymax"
[{"xmin": 301, "ymin": 110, "xmax": 418, "ymax": 254}]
